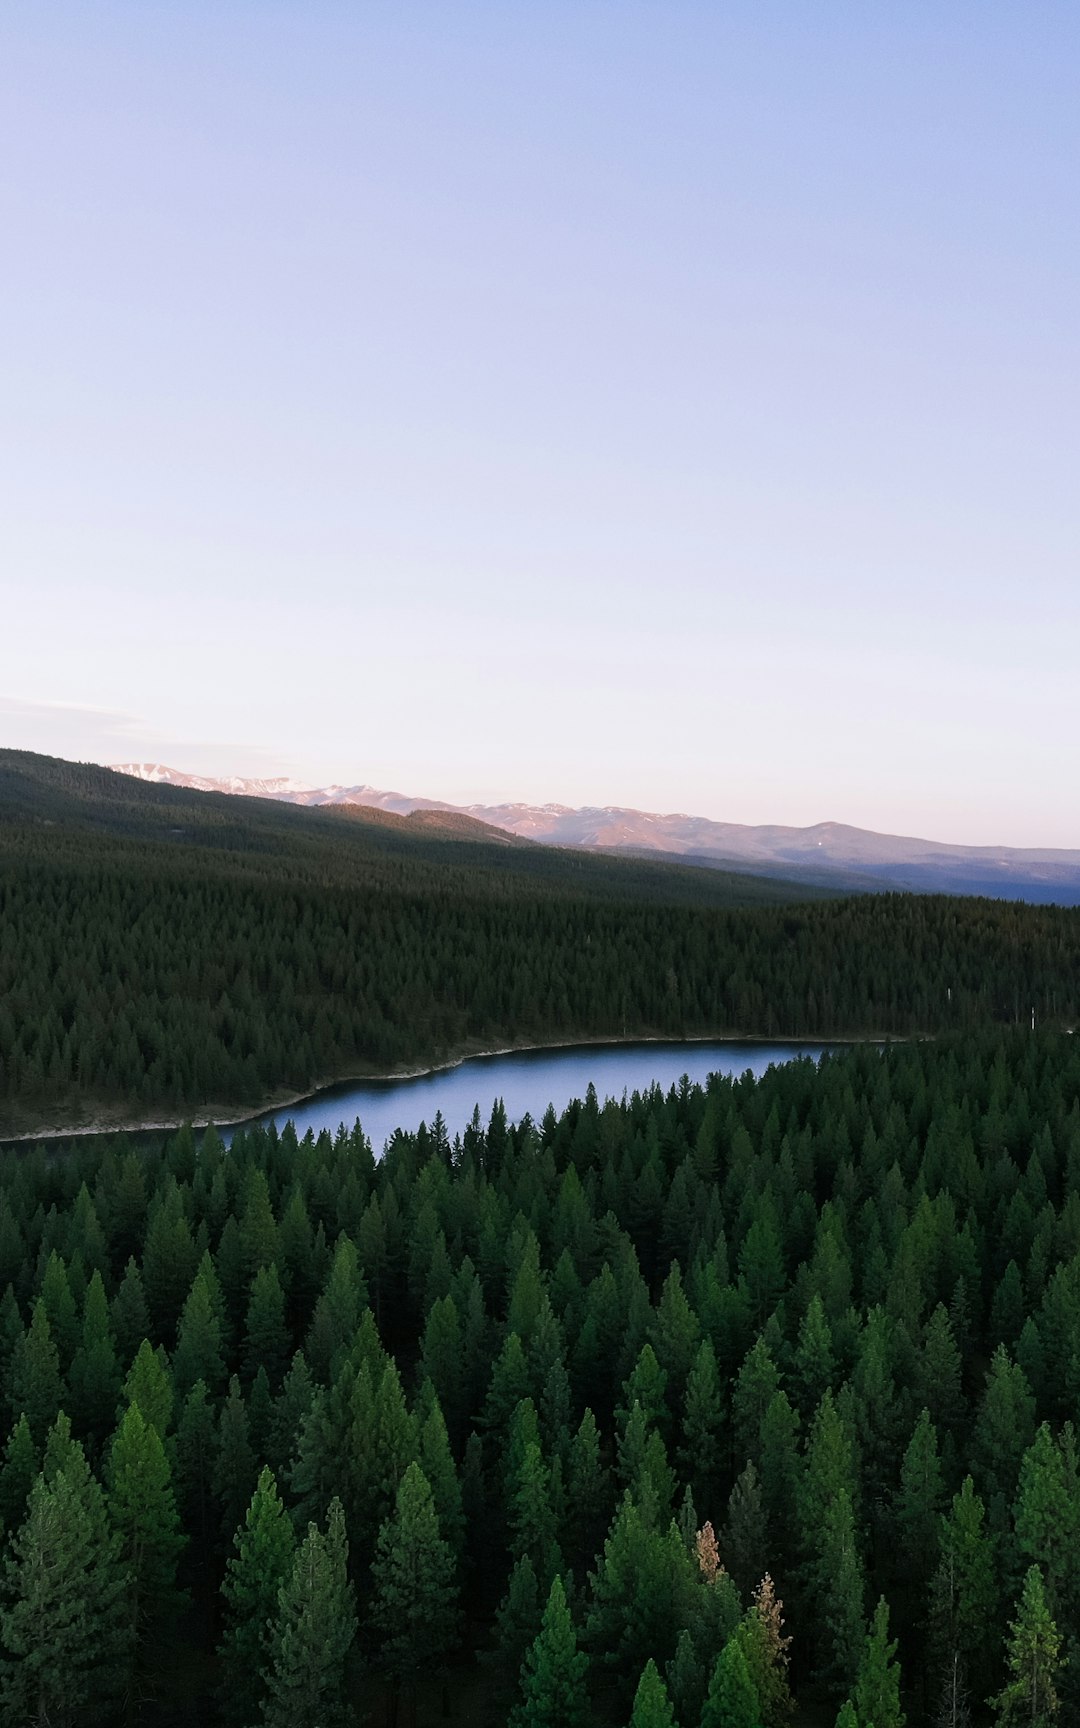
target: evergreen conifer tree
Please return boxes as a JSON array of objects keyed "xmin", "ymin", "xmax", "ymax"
[
  {"xmin": 417, "ymin": 1388, "xmax": 466, "ymax": 1567},
  {"xmin": 511, "ymin": 1574, "xmax": 589, "ymax": 1728},
  {"xmin": 0, "ymin": 1453, "xmax": 129, "ymax": 1724},
  {"xmin": 701, "ymin": 1637, "xmax": 762, "ymax": 1728},
  {"xmin": 106, "ymin": 1402, "xmax": 186, "ymax": 1665},
  {"xmin": 110, "ymin": 1261, "xmax": 151, "ymax": 1374},
  {"xmin": 0, "ymin": 1414, "xmax": 37, "ymax": 1535},
  {"xmin": 723, "ymin": 1461, "xmax": 770, "ymax": 1593},
  {"xmin": 121, "ymin": 1339, "xmax": 174, "ymax": 1440},
  {"xmin": 172, "ymin": 1270, "xmax": 225, "ymax": 1399},
  {"xmin": 735, "ymin": 1576, "xmax": 794, "ymax": 1728},
  {"xmin": 371, "ymin": 1460, "xmax": 459, "ymax": 1699},
  {"xmin": 263, "ymin": 1497, "xmax": 356, "ymax": 1728},
  {"xmin": 679, "ymin": 1336, "xmax": 726, "ymax": 1516},
  {"xmin": 814, "ymin": 1488, "xmax": 865, "ymax": 1698},
  {"xmin": 491, "ymin": 1554, "xmax": 543, "ymax": 1701},
  {"xmin": 929, "ymin": 1474, "xmax": 998, "ymax": 1719},
  {"xmin": 68, "ymin": 1269, "xmax": 121, "ymax": 1447},
  {"xmin": 219, "ymin": 1465, "xmax": 296, "ymax": 1728},
  {"xmin": 991, "ymin": 1566, "xmax": 1061, "ymax": 1728},
  {"xmin": 893, "ymin": 1408, "xmax": 944, "ymax": 1583},
  {"xmin": 11, "ymin": 1300, "xmax": 63, "ymax": 1444},
  {"xmin": 175, "ymin": 1377, "xmax": 217, "ymax": 1573},
  {"xmin": 243, "ymin": 1263, "xmax": 290, "ymax": 1389},
  {"xmin": 629, "ymin": 1657, "xmax": 678, "ymax": 1728},
  {"xmin": 666, "ymin": 1628, "xmax": 706, "ymax": 1728},
  {"xmin": 854, "ymin": 1597, "xmax": 905, "ymax": 1728},
  {"xmin": 213, "ymin": 1375, "xmax": 256, "ymax": 1541}
]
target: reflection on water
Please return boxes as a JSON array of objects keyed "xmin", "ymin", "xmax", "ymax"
[{"xmin": 225, "ymin": 1039, "xmax": 838, "ymax": 1152}]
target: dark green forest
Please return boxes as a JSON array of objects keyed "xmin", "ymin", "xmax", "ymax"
[
  {"xmin": 2, "ymin": 749, "xmax": 1079, "ymax": 1727},
  {"xmin": 2, "ymin": 752, "xmax": 1079, "ymax": 1134},
  {"xmin": 0, "ymin": 1032, "xmax": 1077, "ymax": 1726}
]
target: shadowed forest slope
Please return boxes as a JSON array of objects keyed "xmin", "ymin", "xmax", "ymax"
[{"xmin": 2, "ymin": 751, "xmax": 1080, "ymax": 1132}]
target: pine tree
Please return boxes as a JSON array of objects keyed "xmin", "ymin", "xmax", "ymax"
[
  {"xmin": 359, "ymin": 1359, "xmax": 419, "ymax": 1550},
  {"xmin": 991, "ymin": 1566, "xmax": 1061, "ymax": 1728},
  {"xmin": 42, "ymin": 1408, "xmax": 80, "ymax": 1482},
  {"xmin": 972, "ymin": 1347, "xmax": 1036, "ymax": 1532},
  {"xmin": 679, "ymin": 1336, "xmax": 726, "ymax": 1516},
  {"xmin": 794, "ymin": 1294, "xmax": 836, "ymax": 1417},
  {"xmin": 419, "ymin": 1294, "xmax": 466, "ymax": 1445},
  {"xmin": 701, "ymin": 1637, "xmax": 762, "ymax": 1728},
  {"xmin": 11, "ymin": 1299, "xmax": 63, "ymax": 1444},
  {"xmin": 0, "ymin": 1452, "xmax": 129, "ymax": 1724},
  {"xmin": 511, "ymin": 1574, "xmax": 589, "ymax": 1728},
  {"xmin": 243, "ymin": 1263, "xmax": 290, "ymax": 1389},
  {"xmin": 305, "ymin": 1235, "xmax": 364, "ymax": 1383},
  {"xmin": 619, "ymin": 1343, "xmax": 670, "ymax": 1437},
  {"xmin": 121, "ymin": 1338, "xmax": 174, "ymax": 1441},
  {"xmin": 586, "ymin": 1493, "xmax": 700, "ymax": 1689},
  {"xmin": 666, "ymin": 1628, "xmax": 706, "ymax": 1728},
  {"xmin": 723, "ymin": 1462, "xmax": 770, "ymax": 1593},
  {"xmin": 800, "ymin": 1388, "xmax": 860, "ymax": 1561},
  {"xmin": 371, "ymin": 1461, "xmax": 459, "ymax": 1696},
  {"xmin": 855, "ymin": 1597, "xmax": 905, "ymax": 1728},
  {"xmin": 735, "ymin": 1576, "xmax": 794, "ymax": 1728},
  {"xmin": 106, "ymin": 1402, "xmax": 186, "ymax": 1666},
  {"xmin": 917, "ymin": 1305, "xmax": 963, "ymax": 1434},
  {"xmin": 732, "ymin": 1336, "xmax": 781, "ymax": 1462},
  {"xmin": 268, "ymin": 1351, "xmax": 314, "ymax": 1481},
  {"xmin": 929, "ymin": 1475, "xmax": 998, "ymax": 1718},
  {"xmin": 40, "ymin": 1251, "xmax": 79, "ymax": 1371},
  {"xmin": 175, "ymin": 1377, "xmax": 217, "ymax": 1573},
  {"xmin": 417, "ymin": 1388, "xmax": 465, "ymax": 1568},
  {"xmin": 213, "ymin": 1375, "xmax": 256, "ymax": 1542},
  {"xmin": 815, "ymin": 1488, "xmax": 865, "ymax": 1698},
  {"xmin": 565, "ymin": 1405, "xmax": 610, "ymax": 1575},
  {"xmin": 629, "ymin": 1657, "xmax": 677, "ymax": 1728},
  {"xmin": 649, "ymin": 1263, "xmax": 700, "ymax": 1408},
  {"xmin": 511, "ymin": 1439, "xmax": 562, "ymax": 1586},
  {"xmin": 172, "ymin": 1270, "xmax": 225, "ymax": 1399},
  {"xmin": 893, "ymin": 1407, "xmax": 944, "ymax": 1584},
  {"xmin": 68, "ymin": 1269, "xmax": 121, "ymax": 1447},
  {"xmin": 219, "ymin": 1466, "xmax": 296, "ymax": 1728},
  {"xmin": 263, "ymin": 1497, "xmax": 356, "ymax": 1728},
  {"xmin": 110, "ymin": 1260, "xmax": 151, "ymax": 1373},
  {"xmin": 0, "ymin": 1413, "xmax": 38, "ymax": 1535},
  {"xmin": 1013, "ymin": 1423, "xmax": 1080, "ymax": 1626},
  {"xmin": 758, "ymin": 1391, "xmax": 801, "ymax": 1575},
  {"xmin": 491, "ymin": 1554, "xmax": 544, "ymax": 1702}
]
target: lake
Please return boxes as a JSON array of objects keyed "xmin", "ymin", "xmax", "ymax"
[{"xmin": 224, "ymin": 1039, "xmax": 838, "ymax": 1152}]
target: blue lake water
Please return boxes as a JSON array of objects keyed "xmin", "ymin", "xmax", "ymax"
[{"xmin": 225, "ymin": 1039, "xmax": 837, "ymax": 1152}]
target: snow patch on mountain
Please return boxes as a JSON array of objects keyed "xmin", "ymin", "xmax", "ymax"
[{"xmin": 106, "ymin": 762, "xmax": 1080, "ymax": 900}]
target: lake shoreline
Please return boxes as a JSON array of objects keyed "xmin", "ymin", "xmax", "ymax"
[{"xmin": 0, "ymin": 1027, "xmax": 901, "ymax": 1147}]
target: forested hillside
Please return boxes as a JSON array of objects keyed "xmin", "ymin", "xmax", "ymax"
[
  {"xmin": 2, "ymin": 751, "xmax": 1080, "ymax": 1134},
  {"xmin": 0, "ymin": 1031, "xmax": 1077, "ymax": 1725}
]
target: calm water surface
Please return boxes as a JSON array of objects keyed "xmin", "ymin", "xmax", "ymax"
[{"xmin": 225, "ymin": 1040, "xmax": 837, "ymax": 1152}]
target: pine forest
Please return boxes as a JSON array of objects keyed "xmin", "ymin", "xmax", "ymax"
[{"xmin": 0, "ymin": 753, "xmax": 1078, "ymax": 1726}]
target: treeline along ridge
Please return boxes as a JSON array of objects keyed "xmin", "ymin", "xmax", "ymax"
[{"xmin": 2, "ymin": 751, "xmax": 1079, "ymax": 1130}]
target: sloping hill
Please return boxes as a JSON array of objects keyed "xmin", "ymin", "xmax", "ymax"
[
  {"xmin": 0, "ymin": 750, "xmax": 821, "ymax": 909},
  {"xmin": 111, "ymin": 762, "xmax": 1080, "ymax": 902},
  {"xmin": 4, "ymin": 749, "xmax": 1080, "ymax": 1135}
]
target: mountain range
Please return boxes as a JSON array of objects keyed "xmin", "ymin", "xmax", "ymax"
[{"xmin": 110, "ymin": 762, "xmax": 1080, "ymax": 903}]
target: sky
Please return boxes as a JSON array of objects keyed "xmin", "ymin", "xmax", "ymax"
[{"xmin": 2, "ymin": 5, "xmax": 1078, "ymax": 846}]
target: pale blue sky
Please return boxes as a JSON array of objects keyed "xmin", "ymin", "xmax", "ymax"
[{"xmin": 2, "ymin": 5, "xmax": 1077, "ymax": 844}]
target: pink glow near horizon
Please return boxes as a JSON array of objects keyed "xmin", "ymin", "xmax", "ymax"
[{"xmin": 2, "ymin": 7, "xmax": 1077, "ymax": 847}]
